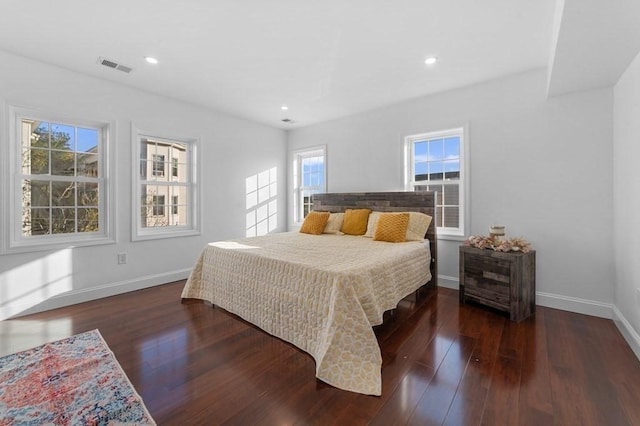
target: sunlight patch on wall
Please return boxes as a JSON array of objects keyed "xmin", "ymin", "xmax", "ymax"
[
  {"xmin": 245, "ymin": 167, "xmax": 278, "ymax": 237},
  {"xmin": 0, "ymin": 249, "xmax": 73, "ymax": 320}
]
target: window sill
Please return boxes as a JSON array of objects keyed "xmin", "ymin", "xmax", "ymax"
[
  {"xmin": 3, "ymin": 235, "xmax": 116, "ymax": 255},
  {"xmin": 133, "ymin": 228, "xmax": 200, "ymax": 242},
  {"xmin": 436, "ymin": 233, "xmax": 467, "ymax": 242}
]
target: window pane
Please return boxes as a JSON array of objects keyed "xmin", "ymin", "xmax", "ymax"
[
  {"xmin": 24, "ymin": 180, "xmax": 50, "ymax": 207},
  {"xmin": 414, "ymin": 141, "xmax": 427, "ymax": 162},
  {"xmin": 78, "ymin": 208, "xmax": 99, "ymax": 232},
  {"xmin": 443, "ymin": 184, "xmax": 459, "ymax": 205},
  {"xmin": 140, "ymin": 140, "xmax": 151, "ymax": 168},
  {"xmin": 51, "ymin": 150, "xmax": 75, "ymax": 176},
  {"xmin": 428, "ymin": 162, "xmax": 443, "ymax": 181},
  {"xmin": 53, "ymin": 124, "xmax": 75, "ymax": 150},
  {"xmin": 414, "ymin": 161, "xmax": 427, "ymax": 181},
  {"xmin": 444, "ymin": 160, "xmax": 460, "ymax": 180},
  {"xmin": 27, "ymin": 208, "xmax": 51, "ymax": 235},
  {"xmin": 140, "ymin": 160, "xmax": 148, "ymax": 179},
  {"xmin": 428, "ymin": 138, "xmax": 444, "ymax": 161},
  {"xmin": 52, "ymin": 181, "xmax": 75, "ymax": 206},
  {"xmin": 51, "ymin": 207, "xmax": 76, "ymax": 234},
  {"xmin": 77, "ymin": 128, "xmax": 98, "ymax": 153},
  {"xmin": 50, "ymin": 126, "xmax": 73, "ymax": 153},
  {"xmin": 25, "ymin": 148, "xmax": 49, "ymax": 174},
  {"xmin": 31, "ymin": 122, "xmax": 50, "ymax": 148},
  {"xmin": 443, "ymin": 206, "xmax": 459, "ymax": 228},
  {"xmin": 78, "ymin": 182, "xmax": 99, "ymax": 207},
  {"xmin": 444, "ymin": 136, "xmax": 460, "ymax": 160},
  {"xmin": 77, "ymin": 153, "xmax": 98, "ymax": 177}
]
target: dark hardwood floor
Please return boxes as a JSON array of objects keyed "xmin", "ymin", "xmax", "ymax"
[{"xmin": 1, "ymin": 281, "xmax": 639, "ymax": 425}]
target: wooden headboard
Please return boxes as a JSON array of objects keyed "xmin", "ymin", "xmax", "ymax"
[{"xmin": 312, "ymin": 191, "xmax": 438, "ymax": 287}]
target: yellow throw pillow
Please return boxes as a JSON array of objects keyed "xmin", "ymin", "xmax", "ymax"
[
  {"xmin": 299, "ymin": 211, "xmax": 330, "ymax": 235},
  {"xmin": 374, "ymin": 213, "xmax": 410, "ymax": 243},
  {"xmin": 341, "ymin": 208, "xmax": 372, "ymax": 235},
  {"xmin": 323, "ymin": 213, "xmax": 344, "ymax": 234},
  {"xmin": 405, "ymin": 212, "xmax": 433, "ymax": 241}
]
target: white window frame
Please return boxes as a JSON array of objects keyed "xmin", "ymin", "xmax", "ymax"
[
  {"xmin": 132, "ymin": 127, "xmax": 200, "ymax": 241},
  {"xmin": 2, "ymin": 105, "xmax": 115, "ymax": 254},
  {"xmin": 291, "ymin": 145, "xmax": 326, "ymax": 225},
  {"xmin": 404, "ymin": 127, "xmax": 469, "ymax": 239}
]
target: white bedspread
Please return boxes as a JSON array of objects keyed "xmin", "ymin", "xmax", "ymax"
[{"xmin": 181, "ymin": 232, "xmax": 431, "ymax": 395}]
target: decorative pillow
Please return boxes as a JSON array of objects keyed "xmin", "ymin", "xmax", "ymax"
[
  {"xmin": 405, "ymin": 212, "xmax": 433, "ymax": 241},
  {"xmin": 299, "ymin": 211, "xmax": 330, "ymax": 235},
  {"xmin": 363, "ymin": 211, "xmax": 381, "ymax": 238},
  {"xmin": 323, "ymin": 213, "xmax": 344, "ymax": 234},
  {"xmin": 374, "ymin": 213, "xmax": 410, "ymax": 243},
  {"xmin": 341, "ymin": 208, "xmax": 372, "ymax": 235}
]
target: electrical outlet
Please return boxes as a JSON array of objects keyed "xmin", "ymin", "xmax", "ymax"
[{"xmin": 117, "ymin": 253, "xmax": 127, "ymax": 264}]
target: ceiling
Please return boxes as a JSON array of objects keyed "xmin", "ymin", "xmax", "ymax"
[{"xmin": 0, "ymin": 1, "xmax": 637, "ymax": 129}]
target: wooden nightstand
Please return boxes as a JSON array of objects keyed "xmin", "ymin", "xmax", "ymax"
[{"xmin": 459, "ymin": 245, "xmax": 536, "ymax": 322}]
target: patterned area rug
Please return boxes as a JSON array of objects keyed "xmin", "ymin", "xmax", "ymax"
[{"xmin": 0, "ymin": 329, "xmax": 155, "ymax": 425}]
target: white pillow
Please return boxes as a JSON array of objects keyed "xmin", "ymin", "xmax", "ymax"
[
  {"xmin": 405, "ymin": 212, "xmax": 433, "ymax": 241},
  {"xmin": 323, "ymin": 213, "xmax": 345, "ymax": 234},
  {"xmin": 364, "ymin": 211, "xmax": 381, "ymax": 238}
]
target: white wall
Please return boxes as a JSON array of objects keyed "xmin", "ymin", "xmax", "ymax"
[
  {"xmin": 0, "ymin": 50, "xmax": 287, "ymax": 319},
  {"xmin": 288, "ymin": 69, "xmax": 615, "ymax": 316},
  {"xmin": 613, "ymin": 50, "xmax": 640, "ymax": 358}
]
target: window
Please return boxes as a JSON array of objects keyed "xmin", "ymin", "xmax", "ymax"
[
  {"xmin": 172, "ymin": 195, "xmax": 179, "ymax": 215},
  {"xmin": 4, "ymin": 107, "xmax": 113, "ymax": 252},
  {"xmin": 171, "ymin": 157, "xmax": 178, "ymax": 178},
  {"xmin": 134, "ymin": 130, "xmax": 199, "ymax": 240},
  {"xmin": 405, "ymin": 128, "xmax": 466, "ymax": 237},
  {"xmin": 152, "ymin": 195, "xmax": 165, "ymax": 216},
  {"xmin": 292, "ymin": 146, "xmax": 326, "ymax": 224},
  {"xmin": 152, "ymin": 154, "xmax": 165, "ymax": 177}
]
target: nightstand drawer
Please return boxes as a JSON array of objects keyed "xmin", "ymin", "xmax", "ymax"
[{"xmin": 463, "ymin": 255, "xmax": 511, "ymax": 284}]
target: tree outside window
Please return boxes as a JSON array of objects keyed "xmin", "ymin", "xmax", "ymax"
[{"xmin": 21, "ymin": 120, "xmax": 100, "ymax": 236}]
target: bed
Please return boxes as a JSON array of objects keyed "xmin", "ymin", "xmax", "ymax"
[{"xmin": 181, "ymin": 191, "xmax": 437, "ymax": 395}]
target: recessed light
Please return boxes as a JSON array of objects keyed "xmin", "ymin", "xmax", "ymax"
[
  {"xmin": 145, "ymin": 56, "xmax": 159, "ymax": 65},
  {"xmin": 281, "ymin": 105, "xmax": 289, "ymax": 111},
  {"xmin": 424, "ymin": 56, "xmax": 438, "ymax": 65}
]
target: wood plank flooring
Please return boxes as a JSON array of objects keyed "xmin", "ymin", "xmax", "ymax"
[{"xmin": 1, "ymin": 280, "xmax": 639, "ymax": 425}]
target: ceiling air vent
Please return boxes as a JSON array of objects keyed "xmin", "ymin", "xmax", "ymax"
[{"xmin": 97, "ymin": 57, "xmax": 133, "ymax": 74}]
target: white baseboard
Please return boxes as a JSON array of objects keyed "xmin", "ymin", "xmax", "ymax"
[
  {"xmin": 535, "ymin": 291, "xmax": 614, "ymax": 319},
  {"xmin": 2, "ymin": 268, "xmax": 191, "ymax": 320},
  {"xmin": 437, "ymin": 275, "xmax": 459, "ymax": 290},
  {"xmin": 613, "ymin": 307, "xmax": 640, "ymax": 361}
]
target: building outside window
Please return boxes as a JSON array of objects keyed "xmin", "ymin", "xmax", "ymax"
[
  {"xmin": 405, "ymin": 128, "xmax": 466, "ymax": 237},
  {"xmin": 134, "ymin": 131, "xmax": 199, "ymax": 240},
  {"xmin": 292, "ymin": 146, "xmax": 326, "ymax": 224}
]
